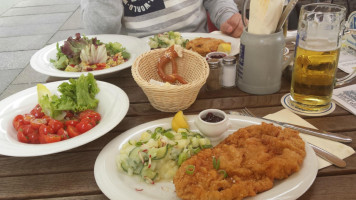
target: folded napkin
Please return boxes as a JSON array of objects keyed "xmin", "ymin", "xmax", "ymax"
[
  {"xmin": 248, "ymin": 0, "xmax": 284, "ymax": 34},
  {"xmin": 264, "ymin": 109, "xmax": 355, "ymax": 169}
]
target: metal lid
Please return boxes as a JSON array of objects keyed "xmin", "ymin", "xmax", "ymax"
[
  {"xmin": 207, "ymin": 58, "xmax": 220, "ymax": 69},
  {"xmin": 222, "ymin": 56, "xmax": 237, "ymax": 65}
]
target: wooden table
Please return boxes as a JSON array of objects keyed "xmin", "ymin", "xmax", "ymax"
[{"xmin": 0, "ymin": 64, "xmax": 355, "ymax": 199}]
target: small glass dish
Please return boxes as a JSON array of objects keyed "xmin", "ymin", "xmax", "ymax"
[{"xmin": 194, "ymin": 109, "xmax": 230, "ymax": 141}]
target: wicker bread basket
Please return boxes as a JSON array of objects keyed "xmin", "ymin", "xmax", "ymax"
[{"xmin": 131, "ymin": 48, "xmax": 209, "ymax": 112}]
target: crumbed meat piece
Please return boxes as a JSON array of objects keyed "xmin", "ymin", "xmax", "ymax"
[
  {"xmin": 173, "ymin": 123, "xmax": 306, "ymax": 200},
  {"xmin": 185, "ymin": 37, "xmax": 226, "ymax": 56}
]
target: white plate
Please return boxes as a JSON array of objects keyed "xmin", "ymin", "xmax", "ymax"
[
  {"xmin": 30, "ymin": 34, "xmax": 150, "ymax": 78},
  {"xmin": 0, "ymin": 81, "xmax": 129, "ymax": 157},
  {"xmin": 142, "ymin": 32, "xmax": 241, "ymax": 56},
  {"xmin": 94, "ymin": 115, "xmax": 318, "ymax": 200}
]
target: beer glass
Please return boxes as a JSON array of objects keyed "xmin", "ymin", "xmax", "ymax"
[{"xmin": 290, "ymin": 3, "xmax": 353, "ymax": 111}]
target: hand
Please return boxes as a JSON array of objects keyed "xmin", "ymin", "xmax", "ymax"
[{"xmin": 220, "ymin": 13, "xmax": 244, "ymax": 38}]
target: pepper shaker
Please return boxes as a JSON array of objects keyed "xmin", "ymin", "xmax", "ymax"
[
  {"xmin": 206, "ymin": 59, "xmax": 222, "ymax": 91},
  {"xmin": 221, "ymin": 56, "xmax": 237, "ymax": 87}
]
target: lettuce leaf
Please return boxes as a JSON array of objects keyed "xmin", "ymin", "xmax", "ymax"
[
  {"xmin": 60, "ymin": 33, "xmax": 103, "ymax": 66},
  {"xmin": 37, "ymin": 73, "xmax": 100, "ymax": 120},
  {"xmin": 105, "ymin": 42, "xmax": 131, "ymax": 59}
]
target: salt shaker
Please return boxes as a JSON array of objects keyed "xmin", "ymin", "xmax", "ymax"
[
  {"xmin": 206, "ymin": 59, "xmax": 222, "ymax": 91},
  {"xmin": 221, "ymin": 56, "xmax": 237, "ymax": 87}
]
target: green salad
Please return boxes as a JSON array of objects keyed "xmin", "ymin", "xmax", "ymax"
[
  {"xmin": 117, "ymin": 126, "xmax": 212, "ymax": 184},
  {"xmin": 50, "ymin": 33, "xmax": 130, "ymax": 72},
  {"xmin": 148, "ymin": 31, "xmax": 189, "ymax": 49}
]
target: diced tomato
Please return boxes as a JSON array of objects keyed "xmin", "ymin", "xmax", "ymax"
[
  {"xmin": 57, "ymin": 128, "xmax": 69, "ymax": 140},
  {"xmin": 13, "ymin": 115, "xmax": 24, "ymax": 131},
  {"xmin": 17, "ymin": 130, "xmax": 29, "ymax": 143},
  {"xmin": 39, "ymin": 124, "xmax": 54, "ymax": 135},
  {"xmin": 27, "ymin": 130, "xmax": 40, "ymax": 144},
  {"xmin": 19, "ymin": 125, "xmax": 36, "ymax": 136},
  {"xmin": 40, "ymin": 133, "xmax": 61, "ymax": 144},
  {"xmin": 76, "ymin": 117, "xmax": 96, "ymax": 133},
  {"xmin": 67, "ymin": 125, "xmax": 80, "ymax": 138},
  {"xmin": 48, "ymin": 119, "xmax": 64, "ymax": 133},
  {"xmin": 23, "ymin": 114, "xmax": 35, "ymax": 125},
  {"xmin": 64, "ymin": 120, "xmax": 79, "ymax": 127},
  {"xmin": 79, "ymin": 110, "xmax": 101, "ymax": 122},
  {"xmin": 65, "ymin": 111, "xmax": 74, "ymax": 119},
  {"xmin": 96, "ymin": 63, "xmax": 106, "ymax": 70},
  {"xmin": 30, "ymin": 104, "xmax": 45, "ymax": 118},
  {"xmin": 30, "ymin": 118, "xmax": 47, "ymax": 129}
]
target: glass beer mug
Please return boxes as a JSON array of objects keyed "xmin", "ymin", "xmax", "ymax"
[{"xmin": 290, "ymin": 3, "xmax": 356, "ymax": 111}]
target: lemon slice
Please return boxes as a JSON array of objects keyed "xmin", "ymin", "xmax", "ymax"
[
  {"xmin": 217, "ymin": 43, "xmax": 231, "ymax": 54},
  {"xmin": 172, "ymin": 111, "xmax": 189, "ymax": 132}
]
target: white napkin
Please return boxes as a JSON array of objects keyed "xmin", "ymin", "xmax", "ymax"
[
  {"xmin": 248, "ymin": 0, "xmax": 284, "ymax": 34},
  {"xmin": 264, "ymin": 109, "xmax": 355, "ymax": 169}
]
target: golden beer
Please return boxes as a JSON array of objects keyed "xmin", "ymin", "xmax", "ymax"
[{"xmin": 290, "ymin": 45, "xmax": 340, "ymax": 111}]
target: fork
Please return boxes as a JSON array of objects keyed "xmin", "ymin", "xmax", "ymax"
[{"xmin": 233, "ymin": 107, "xmax": 347, "ymax": 168}]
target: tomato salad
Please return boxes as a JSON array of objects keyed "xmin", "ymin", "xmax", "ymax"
[
  {"xmin": 13, "ymin": 73, "xmax": 101, "ymax": 144},
  {"xmin": 13, "ymin": 106, "xmax": 101, "ymax": 144}
]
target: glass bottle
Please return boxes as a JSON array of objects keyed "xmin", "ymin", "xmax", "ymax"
[
  {"xmin": 221, "ymin": 56, "xmax": 237, "ymax": 88},
  {"xmin": 206, "ymin": 59, "xmax": 222, "ymax": 91}
]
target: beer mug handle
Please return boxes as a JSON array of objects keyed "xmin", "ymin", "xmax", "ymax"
[
  {"xmin": 335, "ymin": 68, "xmax": 356, "ymax": 87},
  {"xmin": 282, "ymin": 53, "xmax": 294, "ymax": 71}
]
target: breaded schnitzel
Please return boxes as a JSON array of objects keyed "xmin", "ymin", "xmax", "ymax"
[
  {"xmin": 185, "ymin": 37, "xmax": 228, "ymax": 56},
  {"xmin": 173, "ymin": 123, "xmax": 306, "ymax": 200}
]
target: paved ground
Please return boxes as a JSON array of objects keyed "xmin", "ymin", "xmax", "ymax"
[{"xmin": 0, "ymin": 0, "xmax": 85, "ymax": 100}]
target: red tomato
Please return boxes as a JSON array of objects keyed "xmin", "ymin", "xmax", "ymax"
[
  {"xmin": 79, "ymin": 110, "xmax": 101, "ymax": 122},
  {"xmin": 23, "ymin": 114, "xmax": 35, "ymax": 125},
  {"xmin": 30, "ymin": 118, "xmax": 47, "ymax": 130},
  {"xmin": 67, "ymin": 125, "xmax": 80, "ymax": 138},
  {"xmin": 27, "ymin": 130, "xmax": 40, "ymax": 144},
  {"xmin": 39, "ymin": 124, "xmax": 54, "ymax": 135},
  {"xmin": 96, "ymin": 63, "xmax": 106, "ymax": 70},
  {"xmin": 65, "ymin": 111, "xmax": 74, "ymax": 119},
  {"xmin": 76, "ymin": 118, "xmax": 95, "ymax": 133},
  {"xmin": 40, "ymin": 133, "xmax": 61, "ymax": 144},
  {"xmin": 64, "ymin": 120, "xmax": 79, "ymax": 127},
  {"xmin": 13, "ymin": 115, "xmax": 24, "ymax": 131},
  {"xmin": 30, "ymin": 104, "xmax": 44, "ymax": 118},
  {"xmin": 17, "ymin": 130, "xmax": 29, "ymax": 143},
  {"xmin": 19, "ymin": 125, "xmax": 36, "ymax": 136},
  {"xmin": 48, "ymin": 119, "xmax": 64, "ymax": 133},
  {"xmin": 57, "ymin": 128, "xmax": 69, "ymax": 140}
]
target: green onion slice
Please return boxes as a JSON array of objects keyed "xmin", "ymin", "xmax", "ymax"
[
  {"xmin": 213, "ymin": 156, "xmax": 220, "ymax": 170},
  {"xmin": 218, "ymin": 169, "xmax": 228, "ymax": 178},
  {"xmin": 186, "ymin": 165, "xmax": 195, "ymax": 175},
  {"xmin": 202, "ymin": 144, "xmax": 213, "ymax": 149}
]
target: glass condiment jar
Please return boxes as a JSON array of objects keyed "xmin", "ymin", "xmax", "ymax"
[
  {"xmin": 221, "ymin": 56, "xmax": 237, "ymax": 87},
  {"xmin": 206, "ymin": 58, "xmax": 222, "ymax": 91}
]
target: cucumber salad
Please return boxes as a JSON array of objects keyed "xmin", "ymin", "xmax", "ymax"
[
  {"xmin": 117, "ymin": 127, "xmax": 212, "ymax": 184},
  {"xmin": 148, "ymin": 31, "xmax": 189, "ymax": 49}
]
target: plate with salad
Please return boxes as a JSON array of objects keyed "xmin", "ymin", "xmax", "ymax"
[
  {"xmin": 30, "ymin": 33, "xmax": 150, "ymax": 78},
  {"xmin": 142, "ymin": 31, "xmax": 240, "ymax": 56},
  {"xmin": 0, "ymin": 73, "xmax": 129, "ymax": 157},
  {"xmin": 94, "ymin": 114, "xmax": 317, "ymax": 200}
]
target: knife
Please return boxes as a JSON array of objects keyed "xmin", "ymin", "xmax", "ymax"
[
  {"xmin": 250, "ymin": 117, "xmax": 352, "ymax": 143},
  {"xmin": 309, "ymin": 143, "xmax": 346, "ymax": 168}
]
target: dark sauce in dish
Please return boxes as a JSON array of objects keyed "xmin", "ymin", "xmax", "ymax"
[{"xmin": 202, "ymin": 112, "xmax": 224, "ymax": 123}]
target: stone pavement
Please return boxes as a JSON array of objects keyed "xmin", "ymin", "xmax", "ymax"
[{"xmin": 0, "ymin": 0, "xmax": 86, "ymax": 100}]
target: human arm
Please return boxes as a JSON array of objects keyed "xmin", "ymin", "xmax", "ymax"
[
  {"xmin": 204, "ymin": 0, "xmax": 243, "ymax": 38},
  {"xmin": 80, "ymin": 0, "xmax": 124, "ymax": 34}
]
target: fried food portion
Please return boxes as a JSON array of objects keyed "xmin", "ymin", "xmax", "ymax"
[
  {"xmin": 173, "ymin": 123, "xmax": 306, "ymax": 200},
  {"xmin": 185, "ymin": 37, "xmax": 228, "ymax": 56}
]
